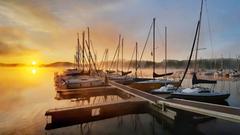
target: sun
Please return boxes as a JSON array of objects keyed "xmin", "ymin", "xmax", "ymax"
[{"xmin": 31, "ymin": 61, "xmax": 37, "ymax": 65}]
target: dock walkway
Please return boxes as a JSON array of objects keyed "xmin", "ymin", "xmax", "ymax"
[
  {"xmin": 46, "ymin": 80, "xmax": 240, "ymax": 130},
  {"xmin": 109, "ymin": 81, "xmax": 240, "ymax": 123}
]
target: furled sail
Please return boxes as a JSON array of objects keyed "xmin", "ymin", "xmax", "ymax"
[
  {"xmin": 192, "ymin": 73, "xmax": 217, "ymax": 85},
  {"xmin": 106, "ymin": 70, "xmax": 115, "ymax": 74},
  {"xmin": 153, "ymin": 72, "xmax": 173, "ymax": 78},
  {"xmin": 122, "ymin": 71, "xmax": 132, "ymax": 76}
]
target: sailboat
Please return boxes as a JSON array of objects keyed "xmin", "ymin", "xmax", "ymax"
[
  {"xmin": 230, "ymin": 70, "xmax": 240, "ymax": 78},
  {"xmin": 230, "ymin": 56, "xmax": 240, "ymax": 78},
  {"xmin": 214, "ymin": 56, "xmax": 229, "ymax": 78},
  {"xmin": 129, "ymin": 18, "xmax": 180, "ymax": 92},
  {"xmin": 204, "ymin": 59, "xmax": 215, "ymax": 76},
  {"xmin": 106, "ymin": 35, "xmax": 121, "ymax": 74},
  {"xmin": 170, "ymin": 0, "xmax": 230, "ymax": 102},
  {"xmin": 123, "ymin": 42, "xmax": 154, "ymax": 84},
  {"xmin": 106, "ymin": 35, "xmax": 134, "ymax": 84},
  {"xmin": 55, "ymin": 28, "xmax": 106, "ymax": 89},
  {"xmin": 151, "ymin": 27, "xmax": 179, "ymax": 94},
  {"xmin": 107, "ymin": 36, "xmax": 154, "ymax": 85},
  {"xmin": 204, "ymin": 70, "xmax": 214, "ymax": 76}
]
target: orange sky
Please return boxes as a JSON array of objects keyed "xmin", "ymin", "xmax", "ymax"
[
  {"xmin": 0, "ymin": 0, "xmax": 240, "ymax": 64},
  {"xmin": 0, "ymin": 0, "xmax": 137, "ymax": 64}
]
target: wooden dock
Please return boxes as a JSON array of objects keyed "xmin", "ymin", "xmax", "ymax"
[
  {"xmin": 45, "ymin": 79, "xmax": 240, "ymax": 130},
  {"xmin": 109, "ymin": 81, "xmax": 240, "ymax": 123}
]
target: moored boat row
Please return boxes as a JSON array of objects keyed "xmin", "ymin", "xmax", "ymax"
[
  {"xmin": 54, "ymin": 0, "xmax": 230, "ymax": 105},
  {"xmin": 150, "ymin": 0, "xmax": 230, "ymax": 103}
]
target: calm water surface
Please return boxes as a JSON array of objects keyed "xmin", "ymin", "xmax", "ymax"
[{"xmin": 0, "ymin": 67, "xmax": 240, "ymax": 135}]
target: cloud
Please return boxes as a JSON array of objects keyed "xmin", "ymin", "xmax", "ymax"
[
  {"xmin": 0, "ymin": 0, "xmax": 239, "ymax": 63},
  {"xmin": 0, "ymin": 0, "xmax": 61, "ymax": 33},
  {"xmin": 0, "ymin": 41, "xmax": 37, "ymax": 56},
  {"xmin": 0, "ymin": 27, "xmax": 39, "ymax": 56}
]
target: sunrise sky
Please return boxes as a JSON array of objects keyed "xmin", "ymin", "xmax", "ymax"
[{"xmin": 0, "ymin": 0, "xmax": 240, "ymax": 64}]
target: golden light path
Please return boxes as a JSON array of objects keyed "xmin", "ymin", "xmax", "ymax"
[{"xmin": 31, "ymin": 68, "xmax": 37, "ymax": 74}]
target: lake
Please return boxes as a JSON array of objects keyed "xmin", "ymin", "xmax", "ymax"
[{"xmin": 0, "ymin": 67, "xmax": 239, "ymax": 135}]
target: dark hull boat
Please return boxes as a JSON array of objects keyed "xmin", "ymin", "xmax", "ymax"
[
  {"xmin": 171, "ymin": 88, "xmax": 230, "ymax": 102},
  {"xmin": 170, "ymin": 72, "xmax": 230, "ymax": 102},
  {"xmin": 170, "ymin": 0, "xmax": 230, "ymax": 103},
  {"xmin": 171, "ymin": 93, "xmax": 230, "ymax": 102}
]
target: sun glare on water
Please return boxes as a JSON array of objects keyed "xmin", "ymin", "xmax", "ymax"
[{"xmin": 31, "ymin": 68, "xmax": 37, "ymax": 74}]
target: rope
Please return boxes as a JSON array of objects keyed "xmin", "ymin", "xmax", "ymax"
[
  {"xmin": 90, "ymin": 40, "xmax": 97, "ymax": 61},
  {"xmin": 85, "ymin": 41, "xmax": 99, "ymax": 75},
  {"xmin": 99, "ymin": 50, "xmax": 106, "ymax": 69},
  {"xmin": 108, "ymin": 42, "xmax": 120, "ymax": 71},
  {"xmin": 177, "ymin": 21, "xmax": 200, "ymax": 89},
  {"xmin": 138, "ymin": 22, "xmax": 153, "ymax": 68},
  {"xmin": 205, "ymin": 0, "xmax": 214, "ymax": 69}
]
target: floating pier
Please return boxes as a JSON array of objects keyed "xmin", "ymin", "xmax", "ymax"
[
  {"xmin": 109, "ymin": 81, "xmax": 240, "ymax": 123},
  {"xmin": 46, "ymin": 80, "xmax": 240, "ymax": 130},
  {"xmin": 45, "ymin": 98, "xmax": 148, "ymax": 129}
]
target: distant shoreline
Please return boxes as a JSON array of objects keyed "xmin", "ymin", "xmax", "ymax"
[{"xmin": 0, "ymin": 58, "xmax": 239, "ymax": 69}]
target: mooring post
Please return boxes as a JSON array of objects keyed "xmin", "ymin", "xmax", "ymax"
[
  {"xmin": 162, "ymin": 102, "xmax": 166, "ymax": 112},
  {"xmin": 105, "ymin": 75, "xmax": 109, "ymax": 85}
]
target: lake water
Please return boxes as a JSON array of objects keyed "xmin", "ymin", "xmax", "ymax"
[{"xmin": 0, "ymin": 67, "xmax": 240, "ymax": 135}]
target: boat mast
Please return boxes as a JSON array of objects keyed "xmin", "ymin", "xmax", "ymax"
[
  {"xmin": 135, "ymin": 42, "xmax": 138, "ymax": 78},
  {"xmin": 87, "ymin": 27, "xmax": 91, "ymax": 72},
  {"xmin": 117, "ymin": 35, "xmax": 121, "ymax": 72},
  {"xmin": 237, "ymin": 56, "xmax": 240, "ymax": 71},
  {"xmin": 221, "ymin": 54, "xmax": 223, "ymax": 70},
  {"xmin": 106, "ymin": 49, "xmax": 109, "ymax": 70},
  {"xmin": 178, "ymin": 21, "xmax": 200, "ymax": 88},
  {"xmin": 122, "ymin": 37, "xmax": 124, "ymax": 75},
  {"xmin": 194, "ymin": 0, "xmax": 203, "ymax": 73},
  {"xmin": 82, "ymin": 31, "xmax": 85, "ymax": 72},
  {"xmin": 165, "ymin": 26, "xmax": 167, "ymax": 74},
  {"xmin": 177, "ymin": 0, "xmax": 203, "ymax": 88},
  {"xmin": 77, "ymin": 33, "xmax": 80, "ymax": 69},
  {"xmin": 153, "ymin": 18, "xmax": 156, "ymax": 79}
]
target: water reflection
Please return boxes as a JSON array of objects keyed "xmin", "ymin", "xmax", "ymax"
[
  {"xmin": 31, "ymin": 68, "xmax": 37, "ymax": 74},
  {"xmin": 56, "ymin": 93, "xmax": 127, "ymax": 106},
  {"xmin": 0, "ymin": 67, "xmax": 240, "ymax": 135},
  {"xmin": 55, "ymin": 88, "xmax": 132, "ymax": 103},
  {"xmin": 45, "ymin": 113, "xmax": 211, "ymax": 135}
]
